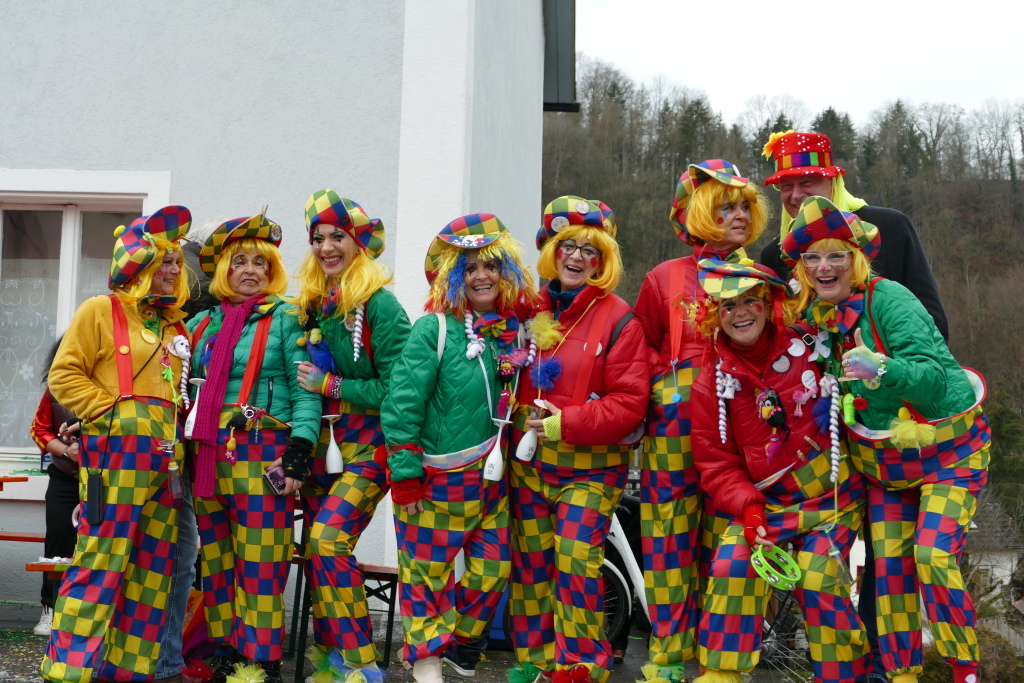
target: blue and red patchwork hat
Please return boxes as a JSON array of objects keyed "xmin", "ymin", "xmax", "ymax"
[
  {"xmin": 537, "ymin": 195, "xmax": 617, "ymax": 250},
  {"xmin": 670, "ymin": 159, "xmax": 748, "ymax": 245},
  {"xmin": 304, "ymin": 189, "xmax": 385, "ymax": 260},
  {"xmin": 425, "ymin": 213, "xmax": 508, "ymax": 283},
  {"xmin": 199, "ymin": 213, "xmax": 283, "ymax": 277},
  {"xmin": 109, "ymin": 205, "xmax": 191, "ymax": 288},
  {"xmin": 782, "ymin": 196, "xmax": 881, "ymax": 265}
]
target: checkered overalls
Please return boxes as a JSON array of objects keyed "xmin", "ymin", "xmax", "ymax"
[
  {"xmin": 393, "ymin": 455, "xmax": 510, "ymax": 662},
  {"xmin": 42, "ymin": 298, "xmax": 184, "ymax": 683},
  {"xmin": 699, "ymin": 452, "xmax": 869, "ymax": 683},
  {"xmin": 639, "ymin": 257, "xmax": 709, "ymax": 668},
  {"xmin": 508, "ymin": 409, "xmax": 630, "ymax": 683},
  {"xmin": 196, "ymin": 409, "xmax": 295, "ymax": 662},
  {"xmin": 304, "ymin": 399, "xmax": 388, "ymax": 665},
  {"xmin": 847, "ymin": 402, "xmax": 991, "ymax": 678}
]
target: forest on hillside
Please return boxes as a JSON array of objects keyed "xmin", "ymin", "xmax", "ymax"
[{"xmin": 542, "ymin": 56, "xmax": 1024, "ymax": 506}]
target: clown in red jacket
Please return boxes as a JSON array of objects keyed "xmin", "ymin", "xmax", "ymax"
[
  {"xmin": 506, "ymin": 196, "xmax": 649, "ymax": 683},
  {"xmin": 688, "ymin": 258, "xmax": 868, "ymax": 683},
  {"xmin": 631, "ymin": 160, "xmax": 769, "ymax": 677}
]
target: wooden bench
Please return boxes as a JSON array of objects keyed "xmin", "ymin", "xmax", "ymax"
[
  {"xmin": 287, "ymin": 555, "xmax": 399, "ymax": 683},
  {"xmin": 1, "ymin": 530, "xmax": 47, "ymax": 543},
  {"xmin": 0, "ymin": 475, "xmax": 29, "ymax": 491},
  {"xmin": 27, "ymin": 561, "xmax": 69, "ymax": 605},
  {"xmin": 26, "ymin": 561, "xmax": 69, "ymax": 579}
]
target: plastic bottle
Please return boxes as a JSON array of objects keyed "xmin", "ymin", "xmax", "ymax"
[{"xmin": 167, "ymin": 461, "xmax": 183, "ymax": 499}]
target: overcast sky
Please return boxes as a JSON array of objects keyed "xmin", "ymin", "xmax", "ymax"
[{"xmin": 575, "ymin": 0, "xmax": 1024, "ymax": 130}]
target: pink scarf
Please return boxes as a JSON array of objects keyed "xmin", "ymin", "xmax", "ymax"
[{"xmin": 192, "ymin": 295, "xmax": 265, "ymax": 497}]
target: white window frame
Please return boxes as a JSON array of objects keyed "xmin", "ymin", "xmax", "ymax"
[{"xmin": 0, "ymin": 169, "xmax": 171, "ymax": 480}]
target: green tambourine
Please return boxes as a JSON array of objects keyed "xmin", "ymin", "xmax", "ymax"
[{"xmin": 751, "ymin": 545, "xmax": 802, "ymax": 590}]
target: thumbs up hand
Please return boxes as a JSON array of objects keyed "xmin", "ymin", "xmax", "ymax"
[{"xmin": 840, "ymin": 328, "xmax": 883, "ymax": 381}]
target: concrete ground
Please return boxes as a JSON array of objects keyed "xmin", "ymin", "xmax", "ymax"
[{"xmin": 0, "ymin": 623, "xmax": 812, "ymax": 683}]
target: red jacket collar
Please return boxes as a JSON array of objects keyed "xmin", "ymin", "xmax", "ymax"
[{"xmin": 537, "ymin": 283, "xmax": 604, "ymax": 326}]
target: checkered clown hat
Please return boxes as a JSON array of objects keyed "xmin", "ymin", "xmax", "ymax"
[
  {"xmin": 425, "ymin": 213, "xmax": 508, "ymax": 283},
  {"xmin": 762, "ymin": 131, "xmax": 845, "ymax": 186},
  {"xmin": 782, "ymin": 196, "xmax": 881, "ymax": 266},
  {"xmin": 304, "ymin": 189, "xmax": 385, "ymax": 260},
  {"xmin": 198, "ymin": 213, "xmax": 283, "ymax": 277},
  {"xmin": 537, "ymin": 196, "xmax": 617, "ymax": 250},
  {"xmin": 670, "ymin": 160, "xmax": 748, "ymax": 245},
  {"xmin": 697, "ymin": 257, "xmax": 792, "ymax": 300},
  {"xmin": 108, "ymin": 205, "xmax": 191, "ymax": 289}
]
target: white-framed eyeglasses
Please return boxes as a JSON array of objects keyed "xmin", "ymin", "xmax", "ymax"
[{"xmin": 800, "ymin": 251, "xmax": 852, "ymax": 268}]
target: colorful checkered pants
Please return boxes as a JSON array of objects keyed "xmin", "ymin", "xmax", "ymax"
[
  {"xmin": 699, "ymin": 452, "xmax": 868, "ymax": 683},
  {"xmin": 641, "ymin": 365, "xmax": 703, "ymax": 666},
  {"xmin": 196, "ymin": 425, "xmax": 294, "ymax": 662},
  {"xmin": 508, "ymin": 454, "xmax": 627, "ymax": 683},
  {"xmin": 41, "ymin": 397, "xmax": 182, "ymax": 683},
  {"xmin": 393, "ymin": 457, "xmax": 510, "ymax": 662},
  {"xmin": 849, "ymin": 409, "xmax": 990, "ymax": 678},
  {"xmin": 301, "ymin": 406, "xmax": 388, "ymax": 665}
]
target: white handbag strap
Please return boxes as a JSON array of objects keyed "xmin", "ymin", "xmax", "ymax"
[{"xmin": 435, "ymin": 312, "xmax": 446, "ymax": 363}]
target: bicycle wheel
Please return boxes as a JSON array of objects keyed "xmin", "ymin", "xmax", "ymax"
[
  {"xmin": 600, "ymin": 563, "xmax": 630, "ymax": 644},
  {"xmin": 758, "ymin": 588, "xmax": 812, "ymax": 682},
  {"xmin": 500, "ymin": 563, "xmax": 631, "ymax": 650}
]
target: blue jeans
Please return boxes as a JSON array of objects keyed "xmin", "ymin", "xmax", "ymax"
[{"xmin": 155, "ymin": 485, "xmax": 199, "ymax": 678}]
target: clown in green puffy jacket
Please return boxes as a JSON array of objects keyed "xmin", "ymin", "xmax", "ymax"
[
  {"xmin": 290, "ymin": 191, "xmax": 412, "ymax": 680},
  {"xmin": 186, "ymin": 214, "xmax": 321, "ymax": 678},
  {"xmin": 380, "ymin": 214, "xmax": 535, "ymax": 683}
]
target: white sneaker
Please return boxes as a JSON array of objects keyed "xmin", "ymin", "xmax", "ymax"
[
  {"xmin": 33, "ymin": 606, "xmax": 53, "ymax": 636},
  {"xmin": 412, "ymin": 657, "xmax": 443, "ymax": 683}
]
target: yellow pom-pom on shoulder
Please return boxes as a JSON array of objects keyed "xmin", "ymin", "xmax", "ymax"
[
  {"xmin": 889, "ymin": 409, "xmax": 936, "ymax": 449},
  {"xmin": 113, "ymin": 224, "xmax": 127, "ymax": 238},
  {"xmin": 529, "ymin": 311, "xmax": 563, "ymax": 351},
  {"xmin": 226, "ymin": 663, "xmax": 267, "ymax": 683},
  {"xmin": 762, "ymin": 129, "xmax": 795, "ymax": 160}
]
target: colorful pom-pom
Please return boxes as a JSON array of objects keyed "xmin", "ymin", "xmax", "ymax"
[
  {"xmin": 812, "ymin": 396, "xmax": 831, "ymax": 434},
  {"xmin": 508, "ymin": 663, "xmax": 543, "ymax": 683},
  {"xmin": 889, "ymin": 413, "xmax": 936, "ymax": 449},
  {"xmin": 225, "ymin": 663, "xmax": 266, "ymax": 683},
  {"xmin": 530, "ymin": 357, "xmax": 562, "ymax": 392},
  {"xmin": 529, "ymin": 311, "xmax": 563, "ymax": 350}
]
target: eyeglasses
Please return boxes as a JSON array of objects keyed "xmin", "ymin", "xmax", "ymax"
[
  {"xmin": 558, "ymin": 240, "xmax": 601, "ymax": 260},
  {"xmin": 799, "ymin": 251, "xmax": 852, "ymax": 268}
]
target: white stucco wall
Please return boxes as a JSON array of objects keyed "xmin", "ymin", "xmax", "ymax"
[
  {"xmin": 0, "ymin": 0, "xmax": 407, "ymax": 275},
  {"xmin": 392, "ymin": 0, "xmax": 544, "ymax": 312}
]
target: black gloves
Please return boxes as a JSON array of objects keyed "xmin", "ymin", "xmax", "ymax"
[{"xmin": 281, "ymin": 436, "xmax": 314, "ymax": 481}]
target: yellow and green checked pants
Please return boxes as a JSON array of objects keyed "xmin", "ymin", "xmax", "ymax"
[
  {"xmin": 507, "ymin": 417, "xmax": 630, "ymax": 683},
  {"xmin": 41, "ymin": 397, "xmax": 182, "ymax": 683},
  {"xmin": 699, "ymin": 452, "xmax": 868, "ymax": 683},
  {"xmin": 304, "ymin": 403, "xmax": 389, "ymax": 665},
  {"xmin": 641, "ymin": 365, "xmax": 704, "ymax": 668},
  {"xmin": 848, "ymin": 407, "xmax": 991, "ymax": 678},
  {"xmin": 195, "ymin": 418, "xmax": 294, "ymax": 663},
  {"xmin": 393, "ymin": 456, "xmax": 510, "ymax": 662}
]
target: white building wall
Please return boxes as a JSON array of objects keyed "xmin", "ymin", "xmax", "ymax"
[
  {"xmin": 0, "ymin": 0, "xmax": 408, "ymax": 274},
  {"xmin": 392, "ymin": 0, "xmax": 544, "ymax": 313}
]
